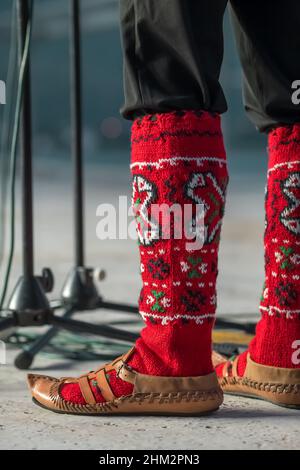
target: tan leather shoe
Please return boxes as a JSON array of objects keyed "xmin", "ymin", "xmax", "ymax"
[
  {"xmin": 214, "ymin": 352, "xmax": 300, "ymax": 409},
  {"xmin": 27, "ymin": 349, "xmax": 223, "ymax": 416}
]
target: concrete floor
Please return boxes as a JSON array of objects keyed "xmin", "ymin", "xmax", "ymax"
[
  {"xmin": 1, "ymin": 348, "xmax": 300, "ymax": 450},
  {"xmin": 1, "ymin": 156, "xmax": 299, "ymax": 450}
]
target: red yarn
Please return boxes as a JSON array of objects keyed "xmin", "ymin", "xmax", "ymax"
[
  {"xmin": 216, "ymin": 124, "xmax": 300, "ymax": 379},
  {"xmin": 61, "ymin": 110, "xmax": 228, "ymax": 404}
]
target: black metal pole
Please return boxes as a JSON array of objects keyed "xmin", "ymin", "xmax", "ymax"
[
  {"xmin": 17, "ymin": 0, "xmax": 34, "ymax": 277},
  {"xmin": 70, "ymin": 0, "xmax": 84, "ymax": 267},
  {"xmin": 52, "ymin": 315, "xmax": 139, "ymax": 343}
]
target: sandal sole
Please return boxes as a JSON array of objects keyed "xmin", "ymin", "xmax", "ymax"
[
  {"xmin": 32, "ymin": 394, "xmax": 222, "ymax": 417},
  {"xmin": 220, "ymin": 382, "xmax": 300, "ymax": 409}
]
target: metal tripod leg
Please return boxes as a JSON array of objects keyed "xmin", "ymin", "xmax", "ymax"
[
  {"xmin": 13, "ymin": 298, "xmax": 140, "ymax": 369},
  {"xmin": 14, "ymin": 306, "xmax": 75, "ymax": 369}
]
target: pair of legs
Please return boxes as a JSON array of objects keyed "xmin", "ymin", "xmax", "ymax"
[
  {"xmin": 120, "ymin": 0, "xmax": 300, "ymax": 376},
  {"xmin": 28, "ymin": 0, "xmax": 300, "ymax": 413}
]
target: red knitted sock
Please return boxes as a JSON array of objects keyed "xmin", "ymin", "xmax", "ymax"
[
  {"xmin": 61, "ymin": 111, "xmax": 228, "ymax": 404},
  {"xmin": 216, "ymin": 124, "xmax": 300, "ymax": 379}
]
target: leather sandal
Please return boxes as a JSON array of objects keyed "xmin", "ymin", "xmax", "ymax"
[
  {"xmin": 214, "ymin": 352, "xmax": 300, "ymax": 409},
  {"xmin": 27, "ymin": 348, "xmax": 223, "ymax": 416}
]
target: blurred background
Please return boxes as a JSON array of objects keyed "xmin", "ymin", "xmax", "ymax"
[{"xmin": 0, "ymin": 0, "xmax": 267, "ymax": 343}]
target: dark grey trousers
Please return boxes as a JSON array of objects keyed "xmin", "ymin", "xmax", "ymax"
[{"xmin": 120, "ymin": 0, "xmax": 300, "ymax": 132}]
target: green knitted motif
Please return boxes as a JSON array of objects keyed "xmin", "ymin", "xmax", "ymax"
[
  {"xmin": 150, "ymin": 290, "xmax": 166, "ymax": 312},
  {"xmin": 187, "ymin": 256, "xmax": 203, "ymax": 279},
  {"xmin": 279, "ymin": 246, "xmax": 294, "ymax": 270}
]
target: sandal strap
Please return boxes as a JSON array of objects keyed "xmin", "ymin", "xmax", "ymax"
[
  {"xmin": 105, "ymin": 347, "xmax": 135, "ymax": 372},
  {"xmin": 93, "ymin": 347, "xmax": 136, "ymax": 375},
  {"xmin": 117, "ymin": 362, "xmax": 136, "ymax": 384},
  {"xmin": 62, "ymin": 348, "xmax": 136, "ymax": 404},
  {"xmin": 231, "ymin": 356, "xmax": 239, "ymax": 377},
  {"xmin": 222, "ymin": 360, "xmax": 231, "ymax": 377},
  {"xmin": 78, "ymin": 376, "xmax": 96, "ymax": 405},
  {"xmin": 121, "ymin": 347, "xmax": 135, "ymax": 363},
  {"xmin": 222, "ymin": 356, "xmax": 239, "ymax": 378},
  {"xmin": 95, "ymin": 369, "xmax": 116, "ymax": 402}
]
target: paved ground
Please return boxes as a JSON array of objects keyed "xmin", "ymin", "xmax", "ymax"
[
  {"xmin": 1, "ymin": 154, "xmax": 300, "ymax": 450},
  {"xmin": 1, "ymin": 347, "xmax": 300, "ymax": 450}
]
